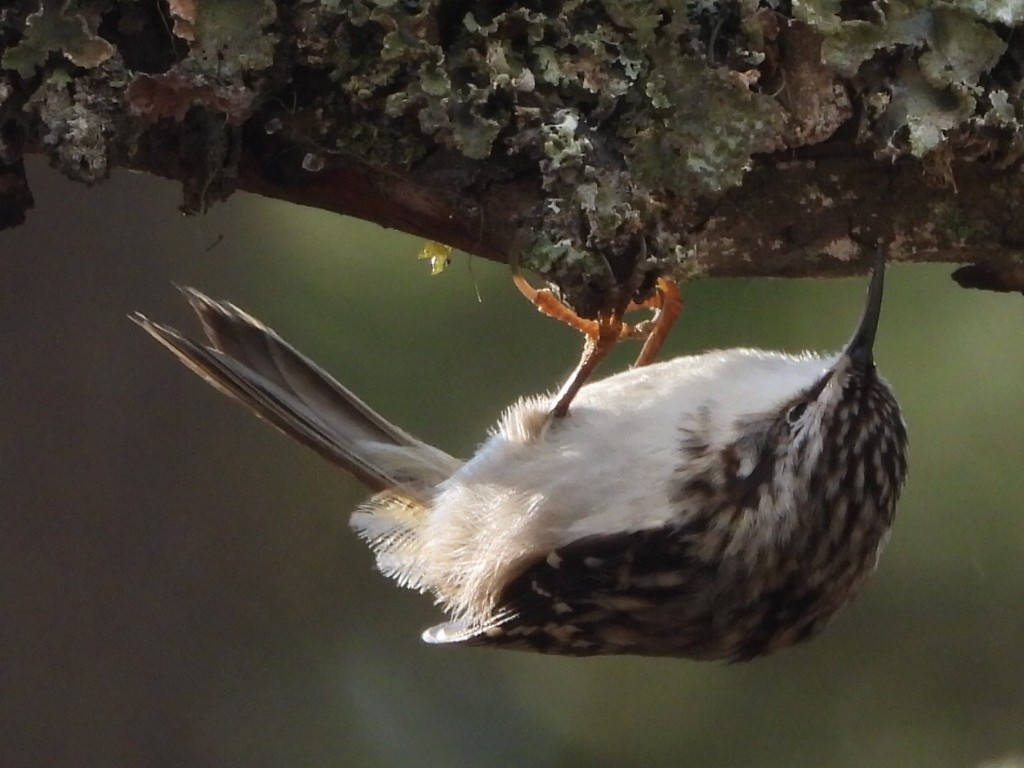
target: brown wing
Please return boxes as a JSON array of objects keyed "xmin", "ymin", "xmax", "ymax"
[{"xmin": 422, "ymin": 523, "xmax": 726, "ymax": 658}]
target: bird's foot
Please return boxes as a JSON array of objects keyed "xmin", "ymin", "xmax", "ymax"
[{"xmin": 513, "ymin": 274, "xmax": 682, "ymax": 418}]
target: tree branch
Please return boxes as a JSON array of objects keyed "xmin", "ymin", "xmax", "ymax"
[{"xmin": 2, "ymin": 1, "xmax": 1023, "ymax": 305}]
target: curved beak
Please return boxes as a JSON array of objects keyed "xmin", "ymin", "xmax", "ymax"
[{"xmin": 843, "ymin": 246, "xmax": 887, "ymax": 370}]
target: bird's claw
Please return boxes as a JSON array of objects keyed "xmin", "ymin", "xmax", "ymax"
[{"xmin": 513, "ymin": 273, "xmax": 683, "ymax": 418}]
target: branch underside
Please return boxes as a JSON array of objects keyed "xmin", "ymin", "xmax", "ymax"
[{"xmin": 234, "ymin": 150, "xmax": 1022, "ymax": 280}]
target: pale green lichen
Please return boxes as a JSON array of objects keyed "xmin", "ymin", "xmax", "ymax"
[
  {"xmin": 1, "ymin": 0, "xmax": 114, "ymax": 77},
  {"xmin": 631, "ymin": 56, "xmax": 785, "ymax": 194},
  {"xmin": 31, "ymin": 62, "xmax": 119, "ymax": 183},
  {"xmin": 804, "ymin": 1, "xmax": 1016, "ymax": 158},
  {"xmin": 981, "ymin": 89, "xmax": 1019, "ymax": 127},
  {"xmin": 958, "ymin": 0, "xmax": 1024, "ymax": 25},
  {"xmin": 519, "ymin": 235, "xmax": 616, "ymax": 299},
  {"xmin": 919, "ymin": 6, "xmax": 1006, "ymax": 89},
  {"xmin": 790, "ymin": 0, "xmax": 842, "ymax": 32},
  {"xmin": 186, "ymin": 0, "xmax": 278, "ymax": 78},
  {"xmin": 540, "ymin": 110, "xmax": 592, "ymax": 178}
]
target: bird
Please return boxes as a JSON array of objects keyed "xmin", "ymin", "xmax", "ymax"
[{"xmin": 132, "ymin": 246, "xmax": 907, "ymax": 661}]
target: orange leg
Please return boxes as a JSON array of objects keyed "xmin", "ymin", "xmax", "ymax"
[
  {"xmin": 629, "ymin": 278, "xmax": 683, "ymax": 368},
  {"xmin": 512, "ymin": 273, "xmax": 602, "ymax": 337},
  {"xmin": 513, "ymin": 273, "xmax": 683, "ymax": 417},
  {"xmin": 546, "ymin": 308, "xmax": 628, "ymax": 418}
]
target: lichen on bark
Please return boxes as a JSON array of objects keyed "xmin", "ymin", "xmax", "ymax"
[{"xmin": 2, "ymin": 0, "xmax": 1024, "ymax": 297}]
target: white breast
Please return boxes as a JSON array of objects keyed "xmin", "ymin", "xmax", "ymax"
[{"xmin": 418, "ymin": 348, "xmax": 836, "ymax": 622}]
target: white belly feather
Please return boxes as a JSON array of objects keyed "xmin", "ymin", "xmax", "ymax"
[{"xmin": 419, "ymin": 348, "xmax": 834, "ymax": 622}]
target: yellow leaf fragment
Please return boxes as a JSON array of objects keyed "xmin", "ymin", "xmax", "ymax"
[{"xmin": 418, "ymin": 241, "xmax": 453, "ymax": 275}]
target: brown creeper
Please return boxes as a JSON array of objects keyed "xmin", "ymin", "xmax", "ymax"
[{"xmin": 133, "ymin": 249, "xmax": 907, "ymax": 661}]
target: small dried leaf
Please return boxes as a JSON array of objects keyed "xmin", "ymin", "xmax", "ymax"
[{"xmin": 418, "ymin": 241, "xmax": 453, "ymax": 275}]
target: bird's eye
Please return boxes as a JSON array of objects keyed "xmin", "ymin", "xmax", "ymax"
[{"xmin": 786, "ymin": 402, "xmax": 808, "ymax": 425}]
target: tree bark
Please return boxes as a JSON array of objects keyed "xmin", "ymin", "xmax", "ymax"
[{"xmin": 2, "ymin": 1, "xmax": 1023, "ymax": 307}]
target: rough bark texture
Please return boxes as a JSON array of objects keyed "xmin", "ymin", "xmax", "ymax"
[{"xmin": 2, "ymin": 1, "xmax": 1024, "ymax": 310}]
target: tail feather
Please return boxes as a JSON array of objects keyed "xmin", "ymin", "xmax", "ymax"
[
  {"xmin": 133, "ymin": 287, "xmax": 470, "ymax": 596},
  {"xmin": 131, "ymin": 288, "xmax": 459, "ymax": 494}
]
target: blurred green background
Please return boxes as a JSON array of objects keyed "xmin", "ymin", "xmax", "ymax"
[{"xmin": 1, "ymin": 159, "xmax": 1022, "ymax": 768}]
